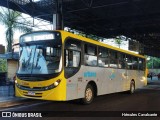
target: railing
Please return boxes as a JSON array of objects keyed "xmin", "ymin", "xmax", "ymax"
[
  {"xmin": 10, "ymin": 0, "xmax": 30, "ymax": 5},
  {"xmin": 0, "ymin": 83, "xmax": 15, "ymax": 97},
  {"xmin": 0, "ymin": 72, "xmax": 7, "ymax": 86}
]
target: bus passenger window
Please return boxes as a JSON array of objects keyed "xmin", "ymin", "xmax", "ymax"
[
  {"xmin": 68, "ymin": 50, "xmax": 73, "ymax": 66},
  {"xmin": 65, "ymin": 50, "xmax": 80, "ymax": 67},
  {"xmin": 132, "ymin": 57, "xmax": 138, "ymax": 70},
  {"xmin": 65, "ymin": 39, "xmax": 81, "ymax": 51},
  {"xmin": 85, "ymin": 55, "xmax": 97, "ymax": 66},
  {"xmin": 84, "ymin": 44, "xmax": 97, "ymax": 66},
  {"xmin": 64, "ymin": 38, "xmax": 81, "ymax": 78},
  {"xmin": 139, "ymin": 58, "xmax": 145, "ymax": 70},
  {"xmin": 126, "ymin": 55, "xmax": 133, "ymax": 69},
  {"xmin": 98, "ymin": 47, "xmax": 109, "ymax": 67},
  {"xmin": 110, "ymin": 50, "xmax": 118, "ymax": 68},
  {"xmin": 118, "ymin": 53, "xmax": 126, "ymax": 69}
]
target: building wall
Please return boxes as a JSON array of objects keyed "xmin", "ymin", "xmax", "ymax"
[{"xmin": 7, "ymin": 59, "xmax": 18, "ymax": 80}]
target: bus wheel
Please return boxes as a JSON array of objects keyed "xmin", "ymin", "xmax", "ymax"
[
  {"xmin": 81, "ymin": 84, "xmax": 94, "ymax": 105},
  {"xmin": 130, "ymin": 81, "xmax": 135, "ymax": 94}
]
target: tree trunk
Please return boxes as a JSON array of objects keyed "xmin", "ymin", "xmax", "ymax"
[{"xmin": 6, "ymin": 28, "xmax": 13, "ymax": 52}]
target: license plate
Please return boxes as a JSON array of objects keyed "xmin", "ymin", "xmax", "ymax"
[{"xmin": 28, "ymin": 91, "xmax": 35, "ymax": 95}]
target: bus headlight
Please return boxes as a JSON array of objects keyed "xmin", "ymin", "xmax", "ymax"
[
  {"xmin": 53, "ymin": 79, "xmax": 61, "ymax": 87},
  {"xmin": 54, "ymin": 81, "xmax": 59, "ymax": 86},
  {"xmin": 15, "ymin": 82, "xmax": 21, "ymax": 88},
  {"xmin": 15, "ymin": 80, "xmax": 17, "ymax": 84},
  {"xmin": 45, "ymin": 79, "xmax": 61, "ymax": 90}
]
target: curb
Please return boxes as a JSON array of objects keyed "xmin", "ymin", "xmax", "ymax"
[{"xmin": 0, "ymin": 98, "xmax": 27, "ymax": 108}]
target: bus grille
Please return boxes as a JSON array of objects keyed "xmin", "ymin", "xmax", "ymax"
[{"xmin": 17, "ymin": 85, "xmax": 46, "ymax": 91}]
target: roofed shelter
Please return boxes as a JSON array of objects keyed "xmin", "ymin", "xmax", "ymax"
[{"xmin": 0, "ymin": 0, "xmax": 160, "ymax": 57}]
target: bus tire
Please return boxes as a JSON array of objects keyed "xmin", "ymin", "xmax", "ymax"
[
  {"xmin": 130, "ymin": 81, "xmax": 135, "ymax": 94},
  {"xmin": 81, "ymin": 84, "xmax": 94, "ymax": 105}
]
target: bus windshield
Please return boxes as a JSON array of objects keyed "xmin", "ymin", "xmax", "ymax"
[
  {"xmin": 17, "ymin": 31, "xmax": 62, "ymax": 75},
  {"xmin": 18, "ymin": 41, "xmax": 62, "ymax": 75}
]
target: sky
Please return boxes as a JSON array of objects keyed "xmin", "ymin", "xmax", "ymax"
[
  {"xmin": 0, "ymin": 25, "xmax": 22, "ymax": 46},
  {"xmin": 0, "ymin": 6, "xmax": 53, "ymax": 48}
]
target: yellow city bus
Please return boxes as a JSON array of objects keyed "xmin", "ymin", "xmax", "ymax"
[{"xmin": 15, "ymin": 30, "xmax": 147, "ymax": 104}]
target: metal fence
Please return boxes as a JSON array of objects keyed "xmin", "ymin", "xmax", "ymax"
[
  {"xmin": 0, "ymin": 72, "xmax": 15, "ymax": 97},
  {"xmin": 0, "ymin": 84, "xmax": 14, "ymax": 97},
  {"xmin": 0, "ymin": 72, "xmax": 7, "ymax": 86}
]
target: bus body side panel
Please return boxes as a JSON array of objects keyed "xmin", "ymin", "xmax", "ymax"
[
  {"xmin": 135, "ymin": 70, "xmax": 147, "ymax": 89},
  {"xmin": 15, "ymin": 71, "xmax": 67, "ymax": 101},
  {"xmin": 66, "ymin": 65, "xmax": 99, "ymax": 100},
  {"xmin": 66, "ymin": 66, "xmax": 147, "ymax": 100},
  {"xmin": 127, "ymin": 70, "xmax": 138, "ymax": 87}
]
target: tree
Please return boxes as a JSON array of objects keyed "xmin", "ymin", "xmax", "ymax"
[
  {"xmin": 147, "ymin": 56, "xmax": 160, "ymax": 69},
  {"xmin": 0, "ymin": 7, "xmax": 32, "ymax": 52},
  {"xmin": 0, "ymin": 59, "xmax": 7, "ymax": 72},
  {"xmin": 115, "ymin": 38, "xmax": 123, "ymax": 48},
  {"xmin": 65, "ymin": 27, "xmax": 104, "ymax": 41}
]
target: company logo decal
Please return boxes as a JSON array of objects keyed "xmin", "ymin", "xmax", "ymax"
[
  {"xmin": 84, "ymin": 72, "xmax": 96, "ymax": 78},
  {"xmin": 109, "ymin": 69, "xmax": 116, "ymax": 79}
]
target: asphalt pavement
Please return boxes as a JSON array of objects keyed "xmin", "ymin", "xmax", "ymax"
[
  {"xmin": 0, "ymin": 84, "xmax": 26, "ymax": 108},
  {"xmin": 0, "ymin": 76, "xmax": 158, "ymax": 103},
  {"xmin": 0, "ymin": 76, "xmax": 160, "ymax": 120}
]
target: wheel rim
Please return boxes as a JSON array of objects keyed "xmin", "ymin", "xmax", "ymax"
[{"xmin": 85, "ymin": 88, "xmax": 93, "ymax": 102}]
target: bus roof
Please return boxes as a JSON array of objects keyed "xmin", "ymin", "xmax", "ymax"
[{"xmin": 59, "ymin": 30, "xmax": 145, "ymax": 59}]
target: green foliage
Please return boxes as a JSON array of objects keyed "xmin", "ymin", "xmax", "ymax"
[
  {"xmin": 0, "ymin": 7, "xmax": 32, "ymax": 52},
  {"xmin": 67, "ymin": 28, "xmax": 103, "ymax": 41},
  {"xmin": 147, "ymin": 56, "xmax": 160, "ymax": 69},
  {"xmin": 115, "ymin": 38, "xmax": 123, "ymax": 48},
  {"xmin": 0, "ymin": 59, "xmax": 7, "ymax": 72}
]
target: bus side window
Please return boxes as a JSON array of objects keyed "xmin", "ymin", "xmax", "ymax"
[
  {"xmin": 132, "ymin": 57, "xmax": 138, "ymax": 70},
  {"xmin": 139, "ymin": 58, "xmax": 145, "ymax": 71},
  {"xmin": 118, "ymin": 53, "xmax": 126, "ymax": 69},
  {"xmin": 64, "ymin": 38, "xmax": 81, "ymax": 68},
  {"xmin": 68, "ymin": 50, "xmax": 73, "ymax": 66},
  {"xmin": 98, "ymin": 47, "xmax": 109, "ymax": 67},
  {"xmin": 126, "ymin": 55, "xmax": 133, "ymax": 69},
  {"xmin": 84, "ymin": 44, "xmax": 97, "ymax": 66},
  {"xmin": 65, "ymin": 50, "xmax": 80, "ymax": 67},
  {"xmin": 110, "ymin": 50, "xmax": 118, "ymax": 68},
  {"xmin": 64, "ymin": 38, "xmax": 81, "ymax": 78}
]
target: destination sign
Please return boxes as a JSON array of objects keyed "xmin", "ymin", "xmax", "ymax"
[{"xmin": 20, "ymin": 32, "xmax": 55, "ymax": 42}]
